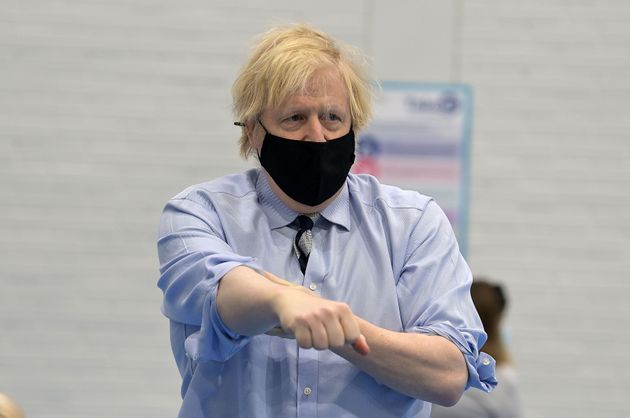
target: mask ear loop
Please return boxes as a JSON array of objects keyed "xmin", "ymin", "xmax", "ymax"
[
  {"xmin": 234, "ymin": 119, "xmax": 267, "ymax": 160},
  {"xmin": 257, "ymin": 119, "xmax": 269, "ymax": 133},
  {"xmin": 255, "ymin": 119, "xmax": 268, "ymax": 161}
]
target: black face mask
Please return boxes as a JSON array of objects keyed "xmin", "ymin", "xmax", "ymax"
[{"xmin": 258, "ymin": 122, "xmax": 355, "ymax": 206}]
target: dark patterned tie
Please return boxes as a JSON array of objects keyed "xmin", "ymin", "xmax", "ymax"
[{"xmin": 293, "ymin": 215, "xmax": 314, "ymax": 274}]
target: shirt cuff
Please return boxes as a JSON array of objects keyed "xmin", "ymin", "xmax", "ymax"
[
  {"xmin": 413, "ymin": 324, "xmax": 498, "ymax": 392},
  {"xmin": 467, "ymin": 351, "xmax": 498, "ymax": 392},
  {"xmin": 183, "ymin": 272, "xmax": 253, "ymax": 362}
]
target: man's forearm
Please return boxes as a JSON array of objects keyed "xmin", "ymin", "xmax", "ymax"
[
  {"xmin": 332, "ymin": 317, "xmax": 468, "ymax": 406},
  {"xmin": 217, "ymin": 268, "xmax": 366, "ymax": 352},
  {"xmin": 250, "ymin": 271, "xmax": 466, "ymax": 403},
  {"xmin": 219, "ymin": 268, "xmax": 467, "ymax": 404},
  {"xmin": 216, "ymin": 266, "xmax": 283, "ymax": 336}
]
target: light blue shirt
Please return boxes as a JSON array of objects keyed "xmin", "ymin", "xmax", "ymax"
[{"xmin": 157, "ymin": 169, "xmax": 497, "ymax": 418}]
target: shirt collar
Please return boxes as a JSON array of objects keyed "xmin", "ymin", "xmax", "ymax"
[{"xmin": 255, "ymin": 169, "xmax": 351, "ymax": 231}]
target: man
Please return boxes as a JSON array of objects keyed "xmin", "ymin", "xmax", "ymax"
[{"xmin": 157, "ymin": 24, "xmax": 496, "ymax": 418}]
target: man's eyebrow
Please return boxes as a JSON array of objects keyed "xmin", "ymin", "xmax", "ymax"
[
  {"xmin": 321, "ymin": 105, "xmax": 348, "ymax": 116},
  {"xmin": 280, "ymin": 106, "xmax": 307, "ymax": 114},
  {"xmin": 278, "ymin": 106, "xmax": 330, "ymax": 113},
  {"xmin": 276, "ymin": 103, "xmax": 348, "ymax": 116}
]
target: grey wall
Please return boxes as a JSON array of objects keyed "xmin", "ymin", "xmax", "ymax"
[{"xmin": 1, "ymin": 1, "xmax": 629, "ymax": 417}]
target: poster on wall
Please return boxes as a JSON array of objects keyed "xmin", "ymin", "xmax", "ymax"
[{"xmin": 353, "ymin": 82, "xmax": 473, "ymax": 256}]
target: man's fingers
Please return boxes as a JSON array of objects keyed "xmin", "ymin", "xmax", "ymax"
[
  {"xmin": 323, "ymin": 318, "xmax": 346, "ymax": 348},
  {"xmin": 268, "ymin": 272, "xmax": 363, "ymax": 353},
  {"xmin": 309, "ymin": 319, "xmax": 329, "ymax": 350},
  {"xmin": 351, "ymin": 334, "xmax": 370, "ymax": 356},
  {"xmin": 294, "ymin": 326, "xmax": 313, "ymax": 349},
  {"xmin": 265, "ymin": 326, "xmax": 295, "ymax": 339},
  {"xmin": 339, "ymin": 309, "xmax": 361, "ymax": 343},
  {"xmin": 338, "ymin": 312, "xmax": 369, "ymax": 355}
]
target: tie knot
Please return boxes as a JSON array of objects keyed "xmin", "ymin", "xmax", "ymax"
[{"xmin": 295, "ymin": 215, "xmax": 314, "ymax": 231}]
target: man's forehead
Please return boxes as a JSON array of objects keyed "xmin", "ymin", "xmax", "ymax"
[
  {"xmin": 300, "ymin": 69, "xmax": 346, "ymax": 96},
  {"xmin": 278, "ymin": 96, "xmax": 347, "ymax": 111},
  {"xmin": 264, "ymin": 67, "xmax": 350, "ymax": 116},
  {"xmin": 275, "ymin": 83, "xmax": 349, "ymax": 111}
]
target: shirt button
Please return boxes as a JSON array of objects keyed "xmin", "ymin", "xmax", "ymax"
[
  {"xmin": 309, "ymin": 283, "xmax": 317, "ymax": 291},
  {"xmin": 482, "ymin": 358, "xmax": 491, "ymax": 366},
  {"xmin": 303, "ymin": 387, "xmax": 312, "ymax": 396}
]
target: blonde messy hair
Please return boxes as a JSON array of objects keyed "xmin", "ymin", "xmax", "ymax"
[{"xmin": 232, "ymin": 23, "xmax": 375, "ymax": 158}]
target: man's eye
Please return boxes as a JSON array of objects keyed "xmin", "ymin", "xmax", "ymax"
[{"xmin": 323, "ymin": 113, "xmax": 342, "ymax": 122}]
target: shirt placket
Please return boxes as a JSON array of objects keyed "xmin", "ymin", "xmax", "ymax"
[
  {"xmin": 296, "ymin": 347, "xmax": 318, "ymax": 418},
  {"xmin": 296, "ymin": 227, "xmax": 323, "ymax": 418}
]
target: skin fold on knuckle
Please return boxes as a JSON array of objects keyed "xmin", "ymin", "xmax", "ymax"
[
  {"xmin": 294, "ymin": 329, "xmax": 312, "ymax": 349},
  {"xmin": 329, "ymin": 333, "xmax": 345, "ymax": 347},
  {"xmin": 312, "ymin": 338, "xmax": 329, "ymax": 350},
  {"xmin": 317, "ymin": 306, "xmax": 336, "ymax": 321},
  {"xmin": 334, "ymin": 302, "xmax": 352, "ymax": 316}
]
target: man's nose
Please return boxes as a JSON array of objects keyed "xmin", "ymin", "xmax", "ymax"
[{"xmin": 302, "ymin": 117, "xmax": 326, "ymax": 142}]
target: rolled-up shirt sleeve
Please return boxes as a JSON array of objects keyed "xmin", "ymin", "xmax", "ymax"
[
  {"xmin": 397, "ymin": 200, "xmax": 498, "ymax": 392},
  {"xmin": 157, "ymin": 193, "xmax": 261, "ymax": 362}
]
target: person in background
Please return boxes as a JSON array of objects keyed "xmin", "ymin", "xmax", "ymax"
[
  {"xmin": 431, "ymin": 278, "xmax": 524, "ymax": 418},
  {"xmin": 157, "ymin": 23, "xmax": 496, "ymax": 418},
  {"xmin": 0, "ymin": 393, "xmax": 26, "ymax": 418}
]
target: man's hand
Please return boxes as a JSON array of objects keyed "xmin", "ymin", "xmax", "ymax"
[{"xmin": 264, "ymin": 271, "xmax": 369, "ymax": 355}]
